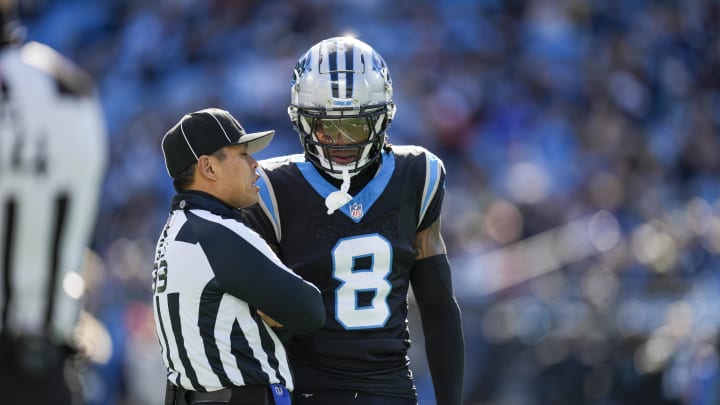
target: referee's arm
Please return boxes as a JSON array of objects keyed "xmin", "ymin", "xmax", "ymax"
[{"xmin": 199, "ymin": 223, "xmax": 325, "ymax": 334}]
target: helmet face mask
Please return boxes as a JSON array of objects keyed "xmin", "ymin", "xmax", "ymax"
[{"xmin": 288, "ymin": 37, "xmax": 396, "ymax": 177}]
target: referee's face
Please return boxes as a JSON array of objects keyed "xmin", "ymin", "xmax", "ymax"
[{"xmin": 211, "ymin": 143, "xmax": 260, "ymax": 208}]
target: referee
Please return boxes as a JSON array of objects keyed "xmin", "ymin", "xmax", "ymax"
[
  {"xmin": 155, "ymin": 108, "xmax": 325, "ymax": 405},
  {"xmin": 0, "ymin": 1, "xmax": 108, "ymax": 404}
]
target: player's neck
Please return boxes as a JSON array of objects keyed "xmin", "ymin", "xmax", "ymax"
[{"xmin": 319, "ymin": 160, "xmax": 380, "ymax": 196}]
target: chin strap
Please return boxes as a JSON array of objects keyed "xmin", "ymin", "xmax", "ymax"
[{"xmin": 325, "ymin": 168, "xmax": 352, "ymax": 215}]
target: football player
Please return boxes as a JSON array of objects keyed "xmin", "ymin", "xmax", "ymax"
[{"xmin": 242, "ymin": 37, "xmax": 464, "ymax": 405}]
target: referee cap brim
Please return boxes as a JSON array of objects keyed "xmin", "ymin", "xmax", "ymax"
[{"xmin": 240, "ymin": 130, "xmax": 274, "ymax": 154}]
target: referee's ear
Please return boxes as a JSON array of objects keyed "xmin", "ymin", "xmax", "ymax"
[{"xmin": 196, "ymin": 155, "xmax": 217, "ymax": 181}]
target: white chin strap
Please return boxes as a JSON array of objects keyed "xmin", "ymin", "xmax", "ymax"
[
  {"xmin": 325, "ymin": 168, "xmax": 352, "ymax": 215},
  {"xmin": 320, "ymin": 158, "xmax": 363, "ymax": 180}
]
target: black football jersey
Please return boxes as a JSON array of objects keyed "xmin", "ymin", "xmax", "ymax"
[{"xmin": 242, "ymin": 145, "xmax": 445, "ymax": 397}]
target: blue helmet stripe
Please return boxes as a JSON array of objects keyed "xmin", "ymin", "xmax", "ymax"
[
  {"xmin": 329, "ymin": 40, "xmax": 339, "ymax": 98},
  {"xmin": 419, "ymin": 152, "xmax": 442, "ymax": 228},
  {"xmin": 344, "ymin": 41, "xmax": 354, "ymax": 98}
]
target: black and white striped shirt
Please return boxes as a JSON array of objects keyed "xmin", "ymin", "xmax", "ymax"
[
  {"xmin": 152, "ymin": 191, "xmax": 324, "ymax": 392},
  {"xmin": 0, "ymin": 41, "xmax": 107, "ymax": 341}
]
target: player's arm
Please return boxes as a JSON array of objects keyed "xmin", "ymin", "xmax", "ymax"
[{"xmin": 411, "ymin": 217, "xmax": 465, "ymax": 405}]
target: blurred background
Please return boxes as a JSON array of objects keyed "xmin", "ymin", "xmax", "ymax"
[{"xmin": 14, "ymin": 0, "xmax": 720, "ymax": 404}]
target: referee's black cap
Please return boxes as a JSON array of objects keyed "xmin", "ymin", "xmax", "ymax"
[{"xmin": 162, "ymin": 108, "xmax": 274, "ymax": 177}]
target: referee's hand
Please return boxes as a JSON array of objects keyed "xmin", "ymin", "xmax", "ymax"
[{"xmin": 257, "ymin": 310, "xmax": 283, "ymax": 328}]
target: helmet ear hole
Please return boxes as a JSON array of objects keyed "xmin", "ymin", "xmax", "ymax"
[
  {"xmin": 287, "ymin": 105, "xmax": 298, "ymax": 122},
  {"xmin": 387, "ymin": 103, "xmax": 396, "ymax": 122}
]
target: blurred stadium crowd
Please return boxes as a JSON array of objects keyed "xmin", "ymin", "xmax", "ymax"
[{"xmin": 15, "ymin": 0, "xmax": 720, "ymax": 404}]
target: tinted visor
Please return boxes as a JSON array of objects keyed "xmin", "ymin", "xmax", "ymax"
[{"xmin": 313, "ymin": 117, "xmax": 372, "ymax": 145}]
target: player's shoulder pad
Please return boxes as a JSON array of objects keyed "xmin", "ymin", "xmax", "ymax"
[
  {"xmin": 390, "ymin": 144, "xmax": 433, "ymax": 160},
  {"xmin": 391, "ymin": 145, "xmax": 446, "ymax": 229},
  {"xmin": 390, "ymin": 144, "xmax": 445, "ymax": 176},
  {"xmin": 254, "ymin": 154, "xmax": 306, "ymax": 243},
  {"xmin": 255, "ymin": 155, "xmax": 302, "ymax": 244},
  {"xmin": 259, "ymin": 153, "xmax": 304, "ymax": 172},
  {"xmin": 20, "ymin": 41, "xmax": 95, "ymax": 97}
]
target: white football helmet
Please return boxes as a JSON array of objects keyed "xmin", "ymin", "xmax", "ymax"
[{"xmin": 288, "ymin": 36, "xmax": 396, "ymax": 177}]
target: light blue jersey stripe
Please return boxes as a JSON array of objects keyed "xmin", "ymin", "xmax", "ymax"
[
  {"xmin": 419, "ymin": 152, "xmax": 442, "ymax": 228},
  {"xmin": 296, "ymin": 152, "xmax": 395, "ymax": 223},
  {"xmin": 256, "ymin": 168, "xmax": 282, "ymax": 242}
]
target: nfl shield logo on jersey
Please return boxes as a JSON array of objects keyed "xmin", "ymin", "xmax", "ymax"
[{"xmin": 350, "ymin": 203, "xmax": 363, "ymax": 219}]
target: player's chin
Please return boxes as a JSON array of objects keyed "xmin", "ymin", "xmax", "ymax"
[{"xmin": 330, "ymin": 156, "xmax": 356, "ymax": 165}]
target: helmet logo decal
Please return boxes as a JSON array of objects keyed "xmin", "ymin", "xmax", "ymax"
[{"xmin": 291, "ymin": 50, "xmax": 312, "ymax": 86}]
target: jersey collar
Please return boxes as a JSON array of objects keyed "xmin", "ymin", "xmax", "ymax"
[
  {"xmin": 171, "ymin": 190, "xmax": 244, "ymax": 221},
  {"xmin": 295, "ymin": 151, "xmax": 395, "ymax": 223}
]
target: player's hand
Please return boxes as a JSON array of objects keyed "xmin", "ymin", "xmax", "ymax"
[{"xmin": 257, "ymin": 310, "xmax": 283, "ymax": 328}]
